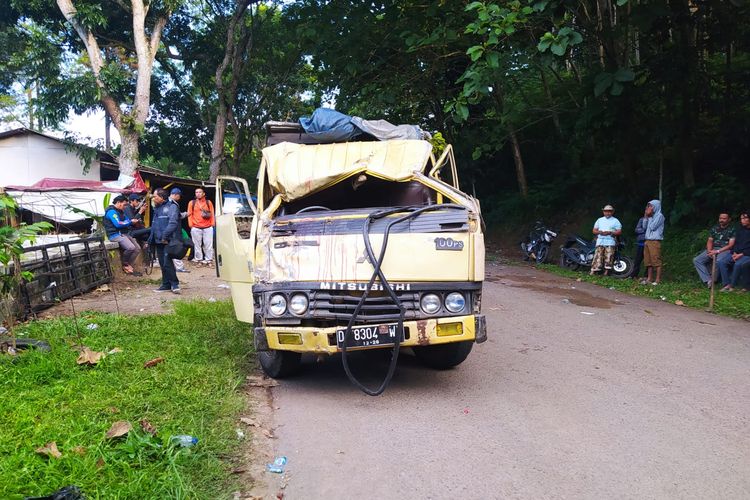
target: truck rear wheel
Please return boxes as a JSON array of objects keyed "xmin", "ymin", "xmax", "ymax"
[
  {"xmin": 258, "ymin": 350, "xmax": 302, "ymax": 379},
  {"xmin": 414, "ymin": 341, "xmax": 473, "ymax": 370}
]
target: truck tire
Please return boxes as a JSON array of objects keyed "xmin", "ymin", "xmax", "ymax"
[
  {"xmin": 258, "ymin": 349, "xmax": 302, "ymax": 379},
  {"xmin": 413, "ymin": 341, "xmax": 473, "ymax": 370}
]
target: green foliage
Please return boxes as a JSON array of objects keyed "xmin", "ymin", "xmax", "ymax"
[{"xmin": 0, "ymin": 300, "xmax": 253, "ymax": 498}]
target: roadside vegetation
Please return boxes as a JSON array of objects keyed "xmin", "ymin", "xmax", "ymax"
[
  {"xmin": 0, "ymin": 300, "xmax": 252, "ymax": 499},
  {"xmin": 532, "ymin": 228, "xmax": 750, "ymax": 320}
]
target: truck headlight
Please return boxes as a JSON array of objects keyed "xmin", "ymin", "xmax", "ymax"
[
  {"xmin": 445, "ymin": 292, "xmax": 466, "ymax": 313},
  {"xmin": 288, "ymin": 293, "xmax": 309, "ymax": 315},
  {"xmin": 420, "ymin": 293, "xmax": 441, "ymax": 314},
  {"xmin": 268, "ymin": 294, "xmax": 287, "ymax": 316}
]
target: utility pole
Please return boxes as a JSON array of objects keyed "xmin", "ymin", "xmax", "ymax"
[{"xmin": 105, "ymin": 113, "xmax": 111, "ymax": 151}]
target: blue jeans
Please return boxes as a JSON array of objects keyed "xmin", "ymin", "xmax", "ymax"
[
  {"xmin": 718, "ymin": 254, "xmax": 750, "ymax": 287},
  {"xmin": 693, "ymin": 250, "xmax": 732, "ymax": 284}
]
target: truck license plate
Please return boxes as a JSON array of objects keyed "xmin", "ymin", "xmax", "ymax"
[{"xmin": 336, "ymin": 323, "xmax": 401, "ymax": 349}]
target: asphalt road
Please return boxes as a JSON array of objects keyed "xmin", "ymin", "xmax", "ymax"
[{"xmin": 267, "ymin": 263, "xmax": 750, "ymax": 499}]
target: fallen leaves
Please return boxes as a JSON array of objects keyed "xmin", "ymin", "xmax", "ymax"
[
  {"xmin": 71, "ymin": 446, "xmax": 87, "ymax": 456},
  {"xmin": 108, "ymin": 347, "xmax": 123, "ymax": 355},
  {"xmin": 140, "ymin": 419, "xmax": 157, "ymax": 436},
  {"xmin": 675, "ymin": 300, "xmax": 685, "ymax": 306},
  {"xmin": 105, "ymin": 420, "xmax": 132, "ymax": 439},
  {"xmin": 261, "ymin": 429, "xmax": 276, "ymax": 439},
  {"xmin": 77, "ymin": 347, "xmax": 105, "ymax": 366},
  {"xmin": 143, "ymin": 357, "xmax": 164, "ymax": 368},
  {"xmin": 239, "ymin": 417, "xmax": 260, "ymax": 427},
  {"xmin": 246, "ymin": 374, "xmax": 279, "ymax": 388},
  {"xmin": 35, "ymin": 441, "xmax": 62, "ymax": 459}
]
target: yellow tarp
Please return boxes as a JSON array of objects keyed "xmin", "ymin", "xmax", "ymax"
[{"xmin": 262, "ymin": 140, "xmax": 433, "ymax": 201}]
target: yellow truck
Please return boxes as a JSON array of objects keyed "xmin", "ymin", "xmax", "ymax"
[{"xmin": 215, "ymin": 122, "xmax": 486, "ymax": 391}]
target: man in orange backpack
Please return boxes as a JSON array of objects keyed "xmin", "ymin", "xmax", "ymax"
[{"xmin": 188, "ymin": 187, "xmax": 215, "ymax": 265}]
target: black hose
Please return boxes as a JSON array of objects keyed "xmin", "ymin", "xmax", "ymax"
[{"xmin": 340, "ymin": 204, "xmax": 465, "ymax": 396}]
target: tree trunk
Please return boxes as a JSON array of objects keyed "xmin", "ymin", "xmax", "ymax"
[
  {"xmin": 670, "ymin": 0, "xmax": 697, "ymax": 188},
  {"xmin": 209, "ymin": 101, "xmax": 229, "ymax": 181},
  {"xmin": 508, "ymin": 127, "xmax": 528, "ymax": 199},
  {"xmin": 208, "ymin": 0, "xmax": 254, "ymax": 182},
  {"xmin": 119, "ymin": 130, "xmax": 140, "ymax": 177}
]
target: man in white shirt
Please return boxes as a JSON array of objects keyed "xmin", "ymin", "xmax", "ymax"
[{"xmin": 591, "ymin": 204, "xmax": 622, "ymax": 276}]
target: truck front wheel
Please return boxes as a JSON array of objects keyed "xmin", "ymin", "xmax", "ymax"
[
  {"xmin": 258, "ymin": 350, "xmax": 302, "ymax": 378},
  {"xmin": 414, "ymin": 341, "xmax": 473, "ymax": 370}
]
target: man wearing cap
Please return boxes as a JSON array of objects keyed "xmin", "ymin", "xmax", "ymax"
[
  {"xmin": 591, "ymin": 204, "xmax": 622, "ymax": 276},
  {"xmin": 124, "ymin": 193, "xmax": 151, "ymax": 245}
]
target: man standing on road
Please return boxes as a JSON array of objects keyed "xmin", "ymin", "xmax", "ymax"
[
  {"xmin": 642, "ymin": 199, "xmax": 665, "ymax": 285},
  {"xmin": 693, "ymin": 213, "xmax": 735, "ymax": 287},
  {"xmin": 719, "ymin": 211, "xmax": 750, "ymax": 292},
  {"xmin": 150, "ymin": 188, "xmax": 181, "ymax": 294},
  {"xmin": 590, "ymin": 204, "xmax": 622, "ymax": 276},
  {"xmin": 188, "ymin": 187, "xmax": 215, "ymax": 266}
]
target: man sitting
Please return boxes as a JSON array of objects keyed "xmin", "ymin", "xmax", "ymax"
[
  {"xmin": 719, "ymin": 211, "xmax": 750, "ymax": 292},
  {"xmin": 124, "ymin": 193, "xmax": 151, "ymax": 246},
  {"xmin": 104, "ymin": 195, "xmax": 142, "ymax": 276},
  {"xmin": 693, "ymin": 212, "xmax": 735, "ymax": 287}
]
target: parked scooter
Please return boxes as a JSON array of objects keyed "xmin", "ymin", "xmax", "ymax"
[
  {"xmin": 520, "ymin": 221, "xmax": 558, "ymax": 264},
  {"xmin": 559, "ymin": 234, "xmax": 634, "ymax": 278}
]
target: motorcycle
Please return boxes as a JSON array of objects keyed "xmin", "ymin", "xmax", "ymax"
[
  {"xmin": 559, "ymin": 234, "xmax": 634, "ymax": 278},
  {"xmin": 520, "ymin": 221, "xmax": 558, "ymax": 264}
]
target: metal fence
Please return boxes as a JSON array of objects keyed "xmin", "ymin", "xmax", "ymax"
[{"xmin": 19, "ymin": 235, "xmax": 113, "ymax": 318}]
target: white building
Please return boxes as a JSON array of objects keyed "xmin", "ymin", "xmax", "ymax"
[{"xmin": 0, "ymin": 128, "xmax": 103, "ymax": 187}]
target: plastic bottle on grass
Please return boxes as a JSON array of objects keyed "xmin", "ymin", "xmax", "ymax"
[{"xmin": 171, "ymin": 435, "xmax": 198, "ymax": 447}]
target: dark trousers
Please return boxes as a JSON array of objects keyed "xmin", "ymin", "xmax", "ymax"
[
  {"xmin": 632, "ymin": 243, "xmax": 645, "ymax": 278},
  {"xmin": 129, "ymin": 228, "xmax": 151, "ymax": 245},
  {"xmin": 155, "ymin": 243, "xmax": 179, "ymax": 289}
]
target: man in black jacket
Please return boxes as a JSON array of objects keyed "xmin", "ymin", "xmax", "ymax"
[
  {"xmin": 150, "ymin": 188, "xmax": 181, "ymax": 294},
  {"xmin": 719, "ymin": 211, "xmax": 750, "ymax": 292},
  {"xmin": 124, "ymin": 193, "xmax": 151, "ymax": 245}
]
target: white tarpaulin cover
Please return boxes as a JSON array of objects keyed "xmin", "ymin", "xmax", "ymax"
[
  {"xmin": 263, "ymin": 140, "xmax": 433, "ymax": 202},
  {"xmin": 8, "ymin": 190, "xmax": 107, "ymax": 224}
]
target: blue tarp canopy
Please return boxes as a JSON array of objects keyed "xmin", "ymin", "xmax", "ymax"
[{"xmin": 299, "ymin": 108, "xmax": 427, "ymax": 142}]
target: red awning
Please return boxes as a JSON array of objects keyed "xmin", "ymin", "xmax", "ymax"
[{"xmin": 6, "ymin": 172, "xmax": 147, "ymax": 193}]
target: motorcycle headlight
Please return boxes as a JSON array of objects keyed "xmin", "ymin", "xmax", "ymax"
[
  {"xmin": 420, "ymin": 293, "xmax": 441, "ymax": 314},
  {"xmin": 445, "ymin": 292, "xmax": 466, "ymax": 313},
  {"xmin": 288, "ymin": 293, "xmax": 309, "ymax": 315},
  {"xmin": 268, "ymin": 294, "xmax": 287, "ymax": 316}
]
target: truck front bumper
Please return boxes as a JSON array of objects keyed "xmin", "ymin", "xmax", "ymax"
[{"xmin": 254, "ymin": 314, "xmax": 487, "ymax": 353}]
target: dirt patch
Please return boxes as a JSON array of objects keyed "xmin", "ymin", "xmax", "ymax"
[
  {"xmin": 488, "ymin": 265, "xmax": 619, "ymax": 309},
  {"xmin": 513, "ymin": 283, "xmax": 618, "ymax": 309},
  {"xmin": 38, "ymin": 260, "xmax": 232, "ymax": 318}
]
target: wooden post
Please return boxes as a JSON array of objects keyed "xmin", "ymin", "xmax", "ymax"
[{"xmin": 708, "ymin": 254, "xmax": 716, "ymax": 311}]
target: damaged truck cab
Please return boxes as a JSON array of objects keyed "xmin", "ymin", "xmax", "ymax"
[{"xmin": 216, "ymin": 123, "xmax": 486, "ymax": 379}]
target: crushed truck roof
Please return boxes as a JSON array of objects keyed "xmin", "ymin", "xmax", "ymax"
[{"xmin": 262, "ymin": 140, "xmax": 434, "ymax": 202}]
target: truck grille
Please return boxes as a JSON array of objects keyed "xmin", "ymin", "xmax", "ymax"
[{"xmin": 310, "ymin": 290, "xmax": 420, "ymax": 323}]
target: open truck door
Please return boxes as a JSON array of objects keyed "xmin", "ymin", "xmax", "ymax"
[{"xmin": 215, "ymin": 176, "xmax": 257, "ymax": 323}]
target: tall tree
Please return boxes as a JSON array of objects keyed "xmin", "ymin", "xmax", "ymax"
[{"xmin": 55, "ymin": 0, "xmax": 175, "ymax": 176}]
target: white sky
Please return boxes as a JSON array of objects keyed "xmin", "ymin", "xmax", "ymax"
[{"xmin": 61, "ymin": 109, "xmax": 120, "ymax": 147}]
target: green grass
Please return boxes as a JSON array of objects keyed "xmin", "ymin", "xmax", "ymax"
[
  {"xmin": 0, "ymin": 300, "xmax": 253, "ymax": 499},
  {"xmin": 538, "ymin": 264, "xmax": 750, "ymax": 320}
]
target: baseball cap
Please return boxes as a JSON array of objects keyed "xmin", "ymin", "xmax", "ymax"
[
  {"xmin": 170, "ymin": 187, "xmax": 182, "ymax": 195},
  {"xmin": 128, "ymin": 193, "xmax": 142, "ymax": 201},
  {"xmin": 602, "ymin": 204, "xmax": 614, "ymax": 211}
]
